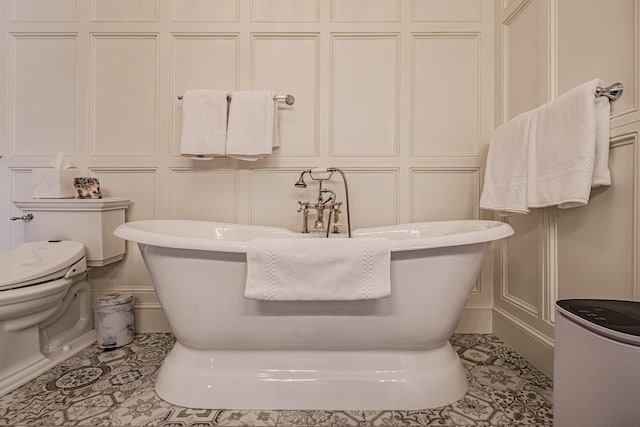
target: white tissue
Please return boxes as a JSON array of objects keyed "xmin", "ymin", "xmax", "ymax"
[
  {"xmin": 33, "ymin": 152, "xmax": 78, "ymax": 198},
  {"xmin": 51, "ymin": 151, "xmax": 72, "ymax": 170}
]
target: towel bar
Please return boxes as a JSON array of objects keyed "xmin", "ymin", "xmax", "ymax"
[
  {"xmin": 596, "ymin": 83, "xmax": 623, "ymax": 101},
  {"xmin": 177, "ymin": 93, "xmax": 295, "ymax": 105}
]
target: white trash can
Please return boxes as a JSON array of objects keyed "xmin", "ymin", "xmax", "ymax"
[
  {"xmin": 554, "ymin": 299, "xmax": 640, "ymax": 427},
  {"xmin": 96, "ymin": 293, "xmax": 134, "ymax": 350}
]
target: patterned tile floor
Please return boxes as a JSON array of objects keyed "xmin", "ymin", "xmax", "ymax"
[{"xmin": 0, "ymin": 334, "xmax": 553, "ymax": 426}]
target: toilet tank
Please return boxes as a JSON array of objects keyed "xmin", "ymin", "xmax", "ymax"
[{"xmin": 13, "ymin": 197, "xmax": 130, "ymax": 267}]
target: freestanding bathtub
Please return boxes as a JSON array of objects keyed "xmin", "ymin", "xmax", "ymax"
[{"xmin": 114, "ymin": 219, "xmax": 513, "ymax": 410}]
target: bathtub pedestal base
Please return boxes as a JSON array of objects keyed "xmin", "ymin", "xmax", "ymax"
[{"xmin": 155, "ymin": 341, "xmax": 468, "ymax": 410}]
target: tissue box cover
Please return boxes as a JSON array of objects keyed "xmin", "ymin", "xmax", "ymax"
[{"xmin": 32, "ymin": 168, "xmax": 78, "ymax": 198}]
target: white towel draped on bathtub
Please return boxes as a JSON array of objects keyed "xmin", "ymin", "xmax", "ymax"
[{"xmin": 244, "ymin": 238, "xmax": 391, "ymax": 301}]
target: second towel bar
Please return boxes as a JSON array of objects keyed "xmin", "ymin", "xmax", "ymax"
[{"xmin": 178, "ymin": 93, "xmax": 295, "ymax": 105}]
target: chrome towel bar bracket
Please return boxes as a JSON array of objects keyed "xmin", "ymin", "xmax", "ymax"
[
  {"xmin": 596, "ymin": 82, "xmax": 623, "ymax": 101},
  {"xmin": 10, "ymin": 213, "xmax": 33, "ymax": 221}
]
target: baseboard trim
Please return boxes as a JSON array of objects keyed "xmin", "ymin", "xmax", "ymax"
[
  {"xmin": 133, "ymin": 303, "xmax": 172, "ymax": 332},
  {"xmin": 95, "ymin": 289, "xmax": 493, "ymax": 335},
  {"xmin": 455, "ymin": 306, "xmax": 493, "ymax": 333},
  {"xmin": 493, "ymin": 306, "xmax": 554, "ymax": 378},
  {"xmin": 93, "ymin": 289, "xmax": 172, "ymax": 333}
]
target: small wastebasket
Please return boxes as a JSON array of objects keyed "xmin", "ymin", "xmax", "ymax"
[{"xmin": 96, "ymin": 293, "xmax": 134, "ymax": 350}]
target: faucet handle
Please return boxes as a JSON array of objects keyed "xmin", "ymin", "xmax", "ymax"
[{"xmin": 297, "ymin": 201, "xmax": 309, "ymax": 212}]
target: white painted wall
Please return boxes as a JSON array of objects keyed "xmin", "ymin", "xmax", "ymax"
[
  {"xmin": 493, "ymin": 0, "xmax": 640, "ymax": 377},
  {"xmin": 0, "ymin": 0, "xmax": 496, "ymax": 333}
]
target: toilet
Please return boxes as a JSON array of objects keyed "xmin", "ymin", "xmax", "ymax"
[{"xmin": 0, "ymin": 197, "xmax": 129, "ymax": 396}]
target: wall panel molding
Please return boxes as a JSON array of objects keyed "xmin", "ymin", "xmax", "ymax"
[
  {"xmin": 170, "ymin": 0, "xmax": 239, "ymax": 22},
  {"xmin": 252, "ymin": 0, "xmax": 319, "ymax": 22},
  {"xmin": 9, "ymin": 33, "xmax": 78, "ymax": 156},
  {"xmin": 411, "ymin": 33, "xmax": 481, "ymax": 156},
  {"xmin": 330, "ymin": 33, "xmax": 400, "ymax": 157},
  {"xmin": 409, "ymin": 168, "xmax": 480, "ymax": 222},
  {"xmin": 411, "ymin": 0, "xmax": 480, "ymax": 22},
  {"xmin": 331, "ymin": 0, "xmax": 400, "ymax": 22},
  {"xmin": 88, "ymin": 167, "xmax": 160, "ymax": 220},
  {"xmin": 10, "ymin": 0, "xmax": 78, "ymax": 22},
  {"xmin": 90, "ymin": 33, "xmax": 159, "ymax": 157},
  {"xmin": 90, "ymin": 0, "xmax": 159, "ymax": 22},
  {"xmin": 169, "ymin": 168, "xmax": 238, "ymax": 222}
]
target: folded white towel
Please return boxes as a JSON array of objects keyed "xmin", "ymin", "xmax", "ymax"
[
  {"xmin": 226, "ymin": 91, "xmax": 280, "ymax": 161},
  {"xmin": 528, "ymin": 79, "xmax": 610, "ymax": 209},
  {"xmin": 179, "ymin": 90, "xmax": 228, "ymax": 160},
  {"xmin": 245, "ymin": 238, "xmax": 391, "ymax": 301},
  {"xmin": 479, "ymin": 109, "xmax": 536, "ymax": 215}
]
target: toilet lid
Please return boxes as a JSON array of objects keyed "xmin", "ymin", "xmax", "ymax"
[{"xmin": 0, "ymin": 241, "xmax": 85, "ymax": 290}]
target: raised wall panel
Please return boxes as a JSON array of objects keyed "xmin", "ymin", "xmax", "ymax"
[
  {"xmin": 252, "ymin": 35, "xmax": 318, "ymax": 156},
  {"xmin": 558, "ymin": 0, "xmax": 637, "ymax": 117},
  {"xmin": 170, "ymin": 169, "xmax": 238, "ymax": 222},
  {"xmin": 252, "ymin": 0, "xmax": 318, "ymax": 22},
  {"xmin": 331, "ymin": 0, "xmax": 399, "ymax": 22},
  {"xmin": 410, "ymin": 169, "xmax": 479, "ymax": 221},
  {"xmin": 505, "ymin": 1, "xmax": 541, "ymax": 118},
  {"xmin": 91, "ymin": 0, "xmax": 158, "ymax": 22},
  {"xmin": 170, "ymin": 0, "xmax": 238, "ymax": 22},
  {"xmin": 557, "ymin": 137, "xmax": 637, "ymax": 300},
  {"xmin": 503, "ymin": 212, "xmax": 542, "ymax": 313},
  {"xmin": 91, "ymin": 34, "xmax": 158, "ymax": 156},
  {"xmin": 89, "ymin": 168, "xmax": 158, "ymax": 220},
  {"xmin": 411, "ymin": 0, "xmax": 480, "ymax": 22},
  {"xmin": 11, "ymin": 0, "xmax": 77, "ymax": 22},
  {"xmin": 340, "ymin": 169, "xmax": 398, "ymax": 228},
  {"xmin": 412, "ymin": 34, "xmax": 479, "ymax": 156},
  {"xmin": 171, "ymin": 35, "xmax": 239, "ymax": 154},
  {"xmin": 250, "ymin": 169, "xmax": 313, "ymax": 230},
  {"xmin": 10, "ymin": 34, "xmax": 77, "ymax": 155},
  {"xmin": 331, "ymin": 34, "xmax": 399, "ymax": 156}
]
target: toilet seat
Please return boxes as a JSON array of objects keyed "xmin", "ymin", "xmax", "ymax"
[{"xmin": 0, "ymin": 241, "xmax": 86, "ymax": 291}]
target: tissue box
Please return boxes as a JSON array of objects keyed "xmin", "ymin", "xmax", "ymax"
[{"xmin": 32, "ymin": 168, "xmax": 79, "ymax": 198}]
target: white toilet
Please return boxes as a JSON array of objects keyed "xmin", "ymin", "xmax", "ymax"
[{"xmin": 0, "ymin": 197, "xmax": 129, "ymax": 396}]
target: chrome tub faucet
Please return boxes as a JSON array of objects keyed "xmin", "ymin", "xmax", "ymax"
[{"xmin": 294, "ymin": 168, "xmax": 352, "ymax": 238}]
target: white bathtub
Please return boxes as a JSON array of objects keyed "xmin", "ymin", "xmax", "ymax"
[{"xmin": 114, "ymin": 219, "xmax": 513, "ymax": 410}]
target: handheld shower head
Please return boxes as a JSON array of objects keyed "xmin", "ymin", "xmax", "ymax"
[{"xmin": 294, "ymin": 171, "xmax": 307, "ymax": 188}]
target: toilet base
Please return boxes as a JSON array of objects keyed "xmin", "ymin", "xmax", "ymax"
[
  {"xmin": 0, "ymin": 329, "xmax": 95, "ymax": 396},
  {"xmin": 0, "ymin": 279, "xmax": 96, "ymax": 397}
]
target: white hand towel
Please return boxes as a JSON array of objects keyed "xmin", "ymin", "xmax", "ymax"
[
  {"xmin": 245, "ymin": 238, "xmax": 391, "ymax": 301},
  {"xmin": 179, "ymin": 90, "xmax": 228, "ymax": 160},
  {"xmin": 226, "ymin": 91, "xmax": 280, "ymax": 161},
  {"xmin": 528, "ymin": 79, "xmax": 611, "ymax": 209},
  {"xmin": 479, "ymin": 109, "xmax": 536, "ymax": 216}
]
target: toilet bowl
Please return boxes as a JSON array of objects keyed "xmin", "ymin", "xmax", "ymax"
[
  {"xmin": 2, "ymin": 197, "xmax": 130, "ymax": 397},
  {"xmin": 0, "ymin": 240, "xmax": 94, "ymax": 396}
]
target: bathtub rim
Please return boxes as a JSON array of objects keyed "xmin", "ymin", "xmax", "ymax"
[{"xmin": 114, "ymin": 219, "xmax": 513, "ymax": 253}]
